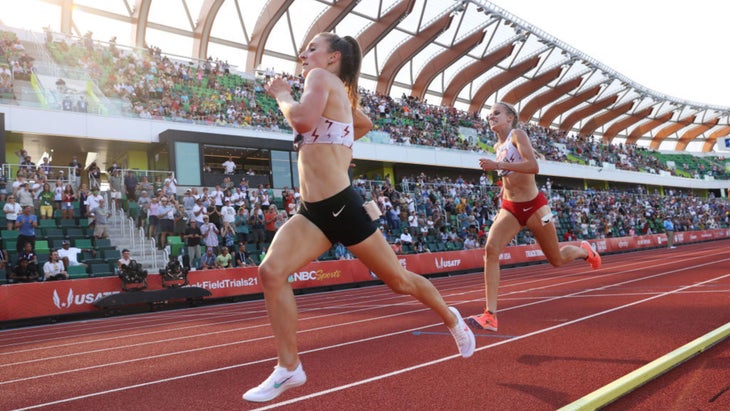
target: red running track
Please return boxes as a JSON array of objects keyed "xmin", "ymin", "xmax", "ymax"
[{"xmin": 1, "ymin": 240, "xmax": 729, "ymax": 410}]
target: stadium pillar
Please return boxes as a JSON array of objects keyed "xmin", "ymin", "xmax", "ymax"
[
  {"xmin": 383, "ymin": 163, "xmax": 394, "ymax": 186},
  {"xmin": 60, "ymin": 0, "xmax": 73, "ymax": 34},
  {"xmin": 0, "ymin": 112, "xmax": 5, "ymax": 165}
]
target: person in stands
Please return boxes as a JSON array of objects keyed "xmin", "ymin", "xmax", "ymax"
[
  {"xmin": 200, "ymin": 246, "xmax": 217, "ymax": 270},
  {"xmin": 9, "ymin": 256, "xmax": 39, "ymax": 283},
  {"xmin": 58, "ymin": 239, "xmax": 95, "ymax": 270},
  {"xmin": 216, "ymin": 246, "xmax": 233, "ymax": 268},
  {"xmin": 3, "ymin": 194, "xmax": 21, "ymax": 230},
  {"xmin": 43, "ymin": 250, "xmax": 69, "ymax": 281},
  {"xmin": 234, "ymin": 241, "xmax": 255, "ymax": 267},
  {"xmin": 90, "ymin": 198, "xmax": 110, "ymax": 240},
  {"xmin": 15, "ymin": 205, "xmax": 37, "ymax": 254}
]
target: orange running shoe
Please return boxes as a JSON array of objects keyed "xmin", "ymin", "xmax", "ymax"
[
  {"xmin": 467, "ymin": 310, "xmax": 498, "ymax": 332},
  {"xmin": 581, "ymin": 241, "xmax": 601, "ymax": 270}
]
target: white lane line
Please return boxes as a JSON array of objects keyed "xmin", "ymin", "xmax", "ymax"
[
  {"xmin": 0, "ymin": 246, "xmax": 713, "ymax": 350},
  {"xmin": 3, "ymin": 249, "xmax": 715, "ymax": 358},
  {"xmin": 3, "ymin": 254, "xmax": 725, "ymax": 374},
  {"xmin": 251, "ymin": 273, "xmax": 730, "ymax": 410}
]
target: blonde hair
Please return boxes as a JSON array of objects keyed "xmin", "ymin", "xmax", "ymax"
[{"xmin": 496, "ymin": 102, "xmax": 519, "ymax": 129}]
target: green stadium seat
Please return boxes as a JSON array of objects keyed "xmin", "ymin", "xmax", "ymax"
[
  {"xmin": 67, "ymin": 265, "xmax": 88, "ymax": 279},
  {"xmin": 39, "ymin": 219, "xmax": 58, "ymax": 229},
  {"xmin": 167, "ymin": 236, "xmax": 184, "ymax": 257},
  {"xmin": 102, "ymin": 249, "xmax": 121, "ymax": 263},
  {"xmin": 80, "ymin": 251, "xmax": 104, "ymax": 265},
  {"xmin": 250, "ymin": 254, "xmax": 261, "ymax": 265},
  {"xmin": 49, "ymin": 238, "xmax": 66, "ymax": 249},
  {"xmin": 94, "ymin": 238, "xmax": 114, "ymax": 250},
  {"xmin": 43, "ymin": 227, "xmax": 65, "ymax": 241},
  {"xmin": 65, "ymin": 227, "xmax": 87, "ymax": 240},
  {"xmin": 74, "ymin": 238, "xmax": 93, "ymax": 249},
  {"xmin": 35, "ymin": 240, "xmax": 50, "ymax": 254},
  {"xmin": 1, "ymin": 230, "xmax": 19, "ymax": 241},
  {"xmin": 36, "ymin": 253, "xmax": 49, "ymax": 265},
  {"xmin": 60, "ymin": 219, "xmax": 77, "ymax": 229},
  {"xmin": 89, "ymin": 263, "xmax": 115, "ymax": 278},
  {"xmin": 2, "ymin": 239, "xmax": 15, "ymax": 251}
]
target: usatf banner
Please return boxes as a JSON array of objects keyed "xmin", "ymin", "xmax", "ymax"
[{"xmin": 2, "ymin": 229, "xmax": 728, "ymax": 322}]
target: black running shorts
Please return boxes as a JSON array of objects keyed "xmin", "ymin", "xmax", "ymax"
[{"xmin": 298, "ymin": 186, "xmax": 378, "ymax": 246}]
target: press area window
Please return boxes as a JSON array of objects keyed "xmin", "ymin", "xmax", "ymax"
[{"xmin": 202, "ymin": 144, "xmax": 270, "ymax": 175}]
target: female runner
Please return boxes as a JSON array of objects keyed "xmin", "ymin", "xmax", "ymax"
[
  {"xmin": 243, "ymin": 32, "xmax": 475, "ymax": 403},
  {"xmin": 467, "ymin": 102, "xmax": 601, "ymax": 332}
]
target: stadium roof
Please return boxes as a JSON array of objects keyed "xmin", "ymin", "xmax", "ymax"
[{"xmin": 6, "ymin": 0, "xmax": 730, "ymax": 152}]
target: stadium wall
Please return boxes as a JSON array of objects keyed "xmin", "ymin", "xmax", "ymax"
[{"xmin": 2, "ymin": 229, "xmax": 728, "ymax": 322}]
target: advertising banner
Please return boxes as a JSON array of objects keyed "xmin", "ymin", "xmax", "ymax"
[{"xmin": 2, "ymin": 229, "xmax": 728, "ymax": 322}]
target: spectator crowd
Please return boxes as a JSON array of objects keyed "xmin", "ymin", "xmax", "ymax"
[
  {"xmin": 9, "ymin": 27, "xmax": 723, "ymax": 180},
  {"xmin": 2, "ymin": 151, "xmax": 729, "ymax": 283},
  {"xmin": 2, "ymin": 27, "xmax": 730, "ymax": 284}
]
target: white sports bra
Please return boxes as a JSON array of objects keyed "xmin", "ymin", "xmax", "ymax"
[
  {"xmin": 294, "ymin": 116, "xmax": 354, "ymax": 151},
  {"xmin": 495, "ymin": 130, "xmax": 523, "ymax": 177}
]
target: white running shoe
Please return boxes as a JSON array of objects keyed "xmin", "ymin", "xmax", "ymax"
[
  {"xmin": 243, "ymin": 363, "xmax": 307, "ymax": 402},
  {"xmin": 448, "ymin": 307, "xmax": 476, "ymax": 358}
]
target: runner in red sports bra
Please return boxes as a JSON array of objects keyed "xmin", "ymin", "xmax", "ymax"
[
  {"xmin": 466, "ymin": 102, "xmax": 602, "ymax": 333},
  {"xmin": 494, "ymin": 130, "xmax": 548, "ymax": 225}
]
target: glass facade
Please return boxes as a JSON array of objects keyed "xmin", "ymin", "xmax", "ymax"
[
  {"xmin": 174, "ymin": 142, "xmax": 201, "ymax": 186},
  {"xmin": 271, "ymin": 150, "xmax": 296, "ymax": 189}
]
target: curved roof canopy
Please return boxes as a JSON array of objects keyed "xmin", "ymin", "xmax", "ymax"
[{"xmin": 7, "ymin": 0, "xmax": 730, "ymax": 152}]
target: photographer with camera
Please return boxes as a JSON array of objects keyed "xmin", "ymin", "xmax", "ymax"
[
  {"xmin": 117, "ymin": 248, "xmax": 148, "ymax": 291},
  {"xmin": 159, "ymin": 254, "xmax": 189, "ymax": 287}
]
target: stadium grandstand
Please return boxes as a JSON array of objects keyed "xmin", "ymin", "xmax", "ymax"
[{"xmin": 0, "ymin": 0, "xmax": 729, "ymax": 282}]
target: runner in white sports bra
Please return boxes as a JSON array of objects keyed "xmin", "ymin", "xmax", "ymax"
[
  {"xmin": 244, "ymin": 32, "xmax": 475, "ymax": 403},
  {"xmin": 494, "ymin": 130, "xmax": 523, "ymax": 177},
  {"xmin": 294, "ymin": 116, "xmax": 354, "ymax": 150}
]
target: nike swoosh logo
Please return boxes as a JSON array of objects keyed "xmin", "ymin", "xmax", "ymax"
[
  {"xmin": 274, "ymin": 376, "xmax": 293, "ymax": 389},
  {"xmin": 522, "ymin": 207, "xmax": 533, "ymax": 212},
  {"xmin": 332, "ymin": 205, "xmax": 346, "ymax": 217}
]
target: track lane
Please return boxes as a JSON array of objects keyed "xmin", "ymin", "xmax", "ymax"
[{"xmin": 1, "ymin": 241, "xmax": 728, "ymax": 410}]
